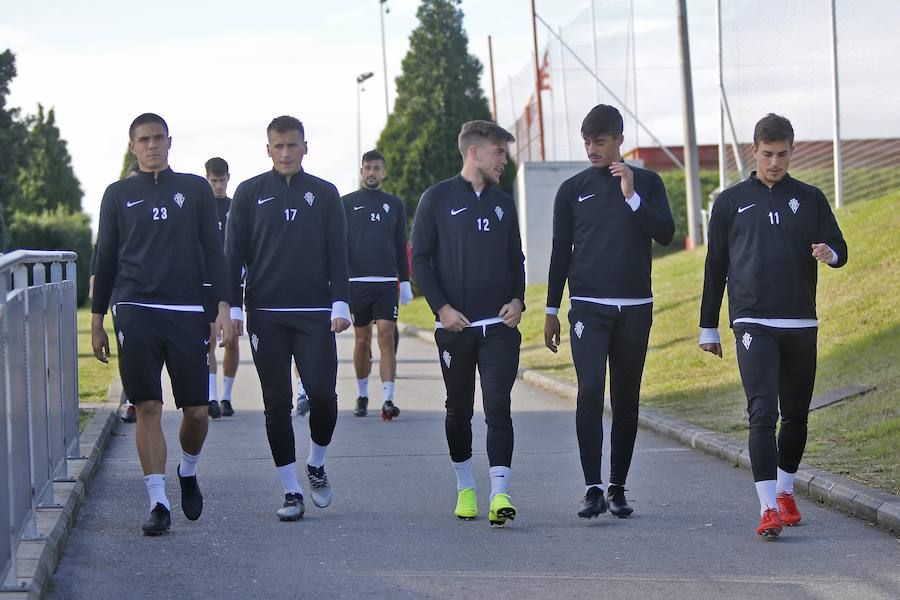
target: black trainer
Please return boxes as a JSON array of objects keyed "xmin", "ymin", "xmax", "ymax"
[
  {"xmin": 276, "ymin": 493, "xmax": 305, "ymax": 521},
  {"xmin": 353, "ymin": 396, "xmax": 368, "ymax": 417},
  {"xmin": 177, "ymin": 465, "xmax": 203, "ymax": 521},
  {"xmin": 381, "ymin": 400, "xmax": 400, "ymax": 421},
  {"xmin": 208, "ymin": 400, "xmax": 221, "ymax": 419},
  {"xmin": 607, "ymin": 485, "xmax": 634, "ymax": 518},
  {"xmin": 577, "ymin": 486, "xmax": 608, "ymax": 519},
  {"xmin": 141, "ymin": 503, "xmax": 171, "ymax": 536},
  {"xmin": 221, "ymin": 399, "xmax": 235, "ymax": 417}
]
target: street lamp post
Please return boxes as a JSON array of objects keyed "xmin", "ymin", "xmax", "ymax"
[
  {"xmin": 357, "ymin": 72, "xmax": 374, "ymax": 175},
  {"xmin": 379, "ymin": 0, "xmax": 390, "ymax": 121}
]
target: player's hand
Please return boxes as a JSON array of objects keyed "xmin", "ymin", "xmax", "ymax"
[
  {"xmin": 438, "ymin": 304, "xmax": 470, "ymax": 333},
  {"xmin": 544, "ymin": 314, "xmax": 561, "ymax": 353},
  {"xmin": 331, "ymin": 317, "xmax": 351, "ymax": 333},
  {"xmin": 699, "ymin": 342, "xmax": 723, "ymax": 358},
  {"xmin": 499, "ymin": 298, "xmax": 524, "ymax": 328},
  {"xmin": 812, "ymin": 243, "xmax": 833, "ymax": 264},
  {"xmin": 91, "ymin": 323, "xmax": 110, "ymax": 363},
  {"xmin": 399, "ymin": 281, "xmax": 414, "ymax": 305},
  {"xmin": 609, "ymin": 161, "xmax": 635, "ymax": 200},
  {"xmin": 232, "ymin": 319, "xmax": 244, "ymax": 337},
  {"xmin": 215, "ymin": 307, "xmax": 234, "ymax": 348}
]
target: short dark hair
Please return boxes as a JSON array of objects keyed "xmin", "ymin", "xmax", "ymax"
[
  {"xmin": 129, "ymin": 113, "xmax": 168, "ymax": 141},
  {"xmin": 458, "ymin": 120, "xmax": 515, "ymax": 157},
  {"xmin": 124, "ymin": 160, "xmax": 140, "ymax": 178},
  {"xmin": 205, "ymin": 157, "xmax": 229, "ymax": 176},
  {"xmin": 362, "ymin": 149, "xmax": 385, "ymax": 165},
  {"xmin": 581, "ymin": 104, "xmax": 623, "ymax": 138},
  {"xmin": 753, "ymin": 113, "xmax": 794, "ymax": 145},
  {"xmin": 267, "ymin": 115, "xmax": 305, "ymax": 138}
]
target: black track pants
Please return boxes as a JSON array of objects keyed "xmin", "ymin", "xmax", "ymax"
[
  {"xmin": 569, "ymin": 302, "xmax": 652, "ymax": 486},
  {"xmin": 733, "ymin": 324, "xmax": 817, "ymax": 482},
  {"xmin": 435, "ymin": 324, "xmax": 521, "ymax": 467},
  {"xmin": 247, "ymin": 310, "xmax": 338, "ymax": 467}
]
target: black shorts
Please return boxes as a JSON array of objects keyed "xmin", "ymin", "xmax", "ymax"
[
  {"xmin": 112, "ymin": 304, "xmax": 210, "ymax": 408},
  {"xmin": 349, "ymin": 281, "xmax": 398, "ymax": 326}
]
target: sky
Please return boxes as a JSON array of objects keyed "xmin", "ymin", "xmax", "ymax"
[{"xmin": 4, "ymin": 0, "xmax": 890, "ymax": 233}]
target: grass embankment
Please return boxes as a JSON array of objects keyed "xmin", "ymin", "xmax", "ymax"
[
  {"xmin": 77, "ymin": 308, "xmax": 118, "ymax": 429},
  {"xmin": 400, "ymin": 193, "xmax": 900, "ymax": 493}
]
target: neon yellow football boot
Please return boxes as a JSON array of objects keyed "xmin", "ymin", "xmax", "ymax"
[
  {"xmin": 455, "ymin": 488, "xmax": 478, "ymax": 520},
  {"xmin": 488, "ymin": 493, "xmax": 517, "ymax": 527}
]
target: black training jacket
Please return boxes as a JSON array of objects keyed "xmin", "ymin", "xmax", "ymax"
[
  {"xmin": 411, "ymin": 174, "xmax": 525, "ymax": 322},
  {"xmin": 700, "ymin": 172, "xmax": 848, "ymax": 327},
  {"xmin": 546, "ymin": 165, "xmax": 674, "ymax": 309},
  {"xmin": 342, "ymin": 188, "xmax": 409, "ymax": 281},
  {"xmin": 92, "ymin": 168, "xmax": 228, "ymax": 314},
  {"xmin": 225, "ymin": 168, "xmax": 349, "ymax": 310}
]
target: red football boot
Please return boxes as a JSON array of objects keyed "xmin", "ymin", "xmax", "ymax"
[
  {"xmin": 756, "ymin": 508, "xmax": 783, "ymax": 538},
  {"xmin": 776, "ymin": 492, "xmax": 801, "ymax": 526}
]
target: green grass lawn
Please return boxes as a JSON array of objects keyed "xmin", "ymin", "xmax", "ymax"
[
  {"xmin": 400, "ymin": 192, "xmax": 900, "ymax": 494},
  {"xmin": 77, "ymin": 307, "xmax": 118, "ymax": 404}
]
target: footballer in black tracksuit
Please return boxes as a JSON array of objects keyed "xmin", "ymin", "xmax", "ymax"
[
  {"xmin": 225, "ymin": 168, "xmax": 349, "ymax": 468},
  {"xmin": 700, "ymin": 172, "xmax": 847, "ymax": 484},
  {"xmin": 202, "ymin": 195, "xmax": 233, "ymax": 322},
  {"xmin": 546, "ymin": 165, "xmax": 674, "ymax": 489},
  {"xmin": 342, "ymin": 188, "xmax": 409, "ymax": 324},
  {"xmin": 92, "ymin": 168, "xmax": 229, "ymax": 406},
  {"xmin": 411, "ymin": 174, "xmax": 525, "ymax": 468}
]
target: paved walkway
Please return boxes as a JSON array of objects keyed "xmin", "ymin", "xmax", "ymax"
[{"xmin": 49, "ymin": 331, "xmax": 900, "ymax": 599}]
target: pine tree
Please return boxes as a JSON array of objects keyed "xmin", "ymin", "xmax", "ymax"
[
  {"xmin": 376, "ymin": 0, "xmax": 515, "ymax": 218},
  {"xmin": 120, "ymin": 145, "xmax": 135, "ymax": 179},
  {"xmin": 13, "ymin": 104, "xmax": 83, "ymax": 215}
]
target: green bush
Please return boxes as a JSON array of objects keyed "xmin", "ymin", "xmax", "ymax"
[
  {"xmin": 657, "ymin": 169, "xmax": 720, "ymax": 253},
  {"xmin": 6, "ymin": 206, "xmax": 92, "ymax": 305}
]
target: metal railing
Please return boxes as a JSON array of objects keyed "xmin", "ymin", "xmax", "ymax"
[{"xmin": 0, "ymin": 250, "xmax": 79, "ymax": 587}]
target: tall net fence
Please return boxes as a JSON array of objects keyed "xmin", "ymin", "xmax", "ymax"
[
  {"xmin": 721, "ymin": 0, "xmax": 900, "ymax": 204},
  {"xmin": 497, "ymin": 1, "xmax": 677, "ymax": 165},
  {"xmin": 496, "ymin": 0, "xmax": 900, "ymax": 207}
]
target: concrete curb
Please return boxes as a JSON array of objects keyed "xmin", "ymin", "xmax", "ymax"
[
  {"xmin": 398, "ymin": 321, "xmax": 900, "ymax": 535},
  {"xmin": 2, "ymin": 383, "xmax": 119, "ymax": 599}
]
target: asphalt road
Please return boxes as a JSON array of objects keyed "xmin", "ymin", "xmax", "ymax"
[{"xmin": 49, "ymin": 329, "xmax": 900, "ymax": 600}]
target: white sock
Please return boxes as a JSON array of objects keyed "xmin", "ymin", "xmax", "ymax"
[
  {"xmin": 383, "ymin": 381, "xmax": 395, "ymax": 402},
  {"xmin": 277, "ymin": 463, "xmax": 303, "ymax": 495},
  {"xmin": 222, "ymin": 376, "xmax": 235, "ymax": 401},
  {"xmin": 179, "ymin": 450, "xmax": 201, "ymax": 478},
  {"xmin": 452, "ymin": 458, "xmax": 476, "ymax": 491},
  {"xmin": 296, "ymin": 376, "xmax": 306, "ymax": 397},
  {"xmin": 776, "ymin": 468, "xmax": 795, "ymax": 495},
  {"xmin": 585, "ymin": 484, "xmax": 605, "ymax": 494},
  {"xmin": 755, "ymin": 480, "xmax": 778, "ymax": 516},
  {"xmin": 208, "ymin": 373, "xmax": 218, "ymax": 401},
  {"xmin": 144, "ymin": 474, "xmax": 169, "ymax": 511},
  {"xmin": 307, "ymin": 441, "xmax": 328, "ymax": 468},
  {"xmin": 489, "ymin": 466, "xmax": 511, "ymax": 500},
  {"xmin": 357, "ymin": 378, "xmax": 369, "ymax": 398}
]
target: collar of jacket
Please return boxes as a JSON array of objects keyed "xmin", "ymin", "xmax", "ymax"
[
  {"xmin": 269, "ymin": 167, "xmax": 305, "ymax": 186},
  {"xmin": 455, "ymin": 173, "xmax": 494, "ymax": 195},
  {"xmin": 136, "ymin": 167, "xmax": 175, "ymax": 184},
  {"xmin": 749, "ymin": 170, "xmax": 793, "ymax": 190}
]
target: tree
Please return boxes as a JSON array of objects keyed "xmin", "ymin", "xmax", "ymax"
[
  {"xmin": 376, "ymin": 0, "xmax": 514, "ymax": 219},
  {"xmin": 0, "ymin": 49, "xmax": 26, "ymax": 246},
  {"xmin": 120, "ymin": 145, "xmax": 135, "ymax": 179},
  {"xmin": 12, "ymin": 104, "xmax": 83, "ymax": 215}
]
